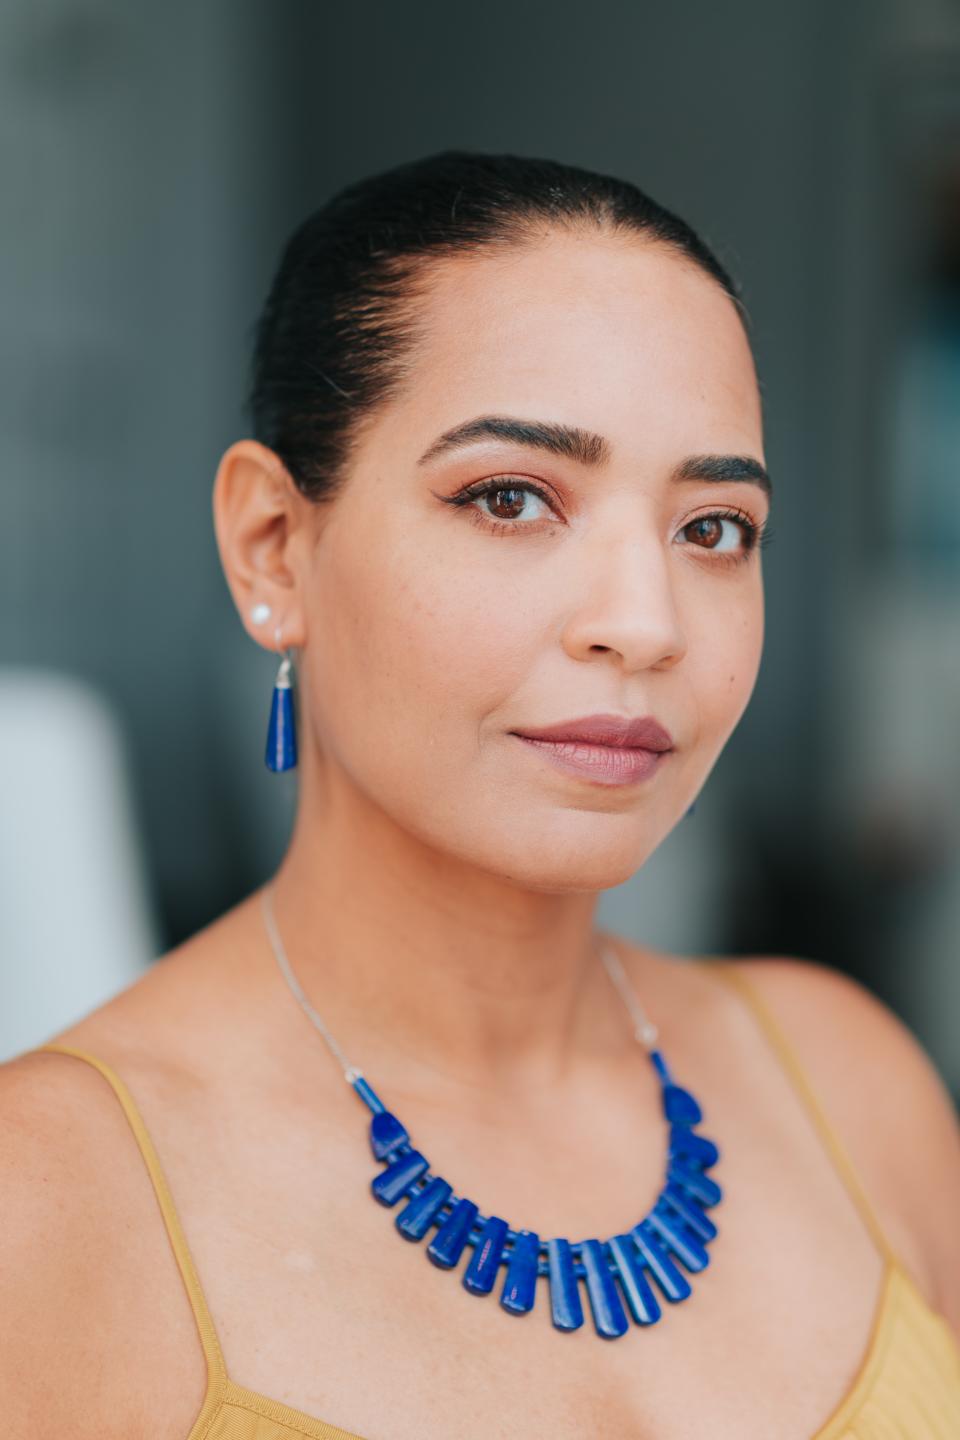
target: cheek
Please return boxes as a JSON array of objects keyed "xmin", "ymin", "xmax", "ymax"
[
  {"xmin": 304, "ymin": 521, "xmax": 538, "ymax": 806},
  {"xmin": 689, "ymin": 581, "xmax": 765, "ymax": 743}
]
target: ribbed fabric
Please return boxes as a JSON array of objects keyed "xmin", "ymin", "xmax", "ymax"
[{"xmin": 30, "ymin": 957, "xmax": 960, "ymax": 1439}]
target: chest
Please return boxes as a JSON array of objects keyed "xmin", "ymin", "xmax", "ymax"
[{"xmin": 176, "ymin": 1097, "xmax": 893, "ymax": 1440}]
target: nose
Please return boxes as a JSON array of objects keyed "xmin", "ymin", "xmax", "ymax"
[{"xmin": 559, "ymin": 530, "xmax": 687, "ymax": 672}]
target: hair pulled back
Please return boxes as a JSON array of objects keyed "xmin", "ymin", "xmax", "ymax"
[{"xmin": 247, "ymin": 149, "xmax": 748, "ymax": 503}]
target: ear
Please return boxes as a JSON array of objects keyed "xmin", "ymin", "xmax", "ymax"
[{"xmin": 212, "ymin": 439, "xmax": 311, "ymax": 651}]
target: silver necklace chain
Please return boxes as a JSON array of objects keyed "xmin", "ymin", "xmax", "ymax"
[{"xmin": 260, "ymin": 882, "xmax": 659, "ymax": 1088}]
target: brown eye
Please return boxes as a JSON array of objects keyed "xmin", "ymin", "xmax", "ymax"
[
  {"xmin": 688, "ymin": 516, "xmax": 724, "ymax": 548},
  {"xmin": 443, "ymin": 477, "xmax": 559, "ymax": 530},
  {"xmin": 486, "ymin": 487, "xmax": 534, "ymax": 521},
  {"xmin": 677, "ymin": 511, "xmax": 760, "ymax": 561}
]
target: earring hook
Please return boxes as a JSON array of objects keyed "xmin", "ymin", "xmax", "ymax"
[{"xmin": 273, "ymin": 624, "xmax": 294, "ymax": 684}]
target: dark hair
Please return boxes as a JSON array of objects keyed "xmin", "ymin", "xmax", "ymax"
[{"xmin": 247, "ymin": 149, "xmax": 749, "ymax": 504}]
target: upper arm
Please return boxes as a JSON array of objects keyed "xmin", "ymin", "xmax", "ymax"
[{"xmin": 728, "ymin": 956, "xmax": 960, "ymax": 1340}]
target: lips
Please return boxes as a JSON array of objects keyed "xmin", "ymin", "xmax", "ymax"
[{"xmin": 509, "ymin": 713, "xmax": 674, "ymax": 751}]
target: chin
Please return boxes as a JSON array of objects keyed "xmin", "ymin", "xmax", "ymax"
[{"xmin": 473, "ymin": 828, "xmax": 664, "ymax": 895}]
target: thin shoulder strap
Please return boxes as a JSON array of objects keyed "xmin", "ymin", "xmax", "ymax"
[
  {"xmin": 31, "ymin": 1042, "xmax": 227, "ymax": 1389},
  {"xmin": 692, "ymin": 959, "xmax": 901, "ymax": 1269}
]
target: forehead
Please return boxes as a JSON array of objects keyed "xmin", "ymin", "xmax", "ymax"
[{"xmin": 390, "ymin": 230, "xmax": 762, "ymax": 460}]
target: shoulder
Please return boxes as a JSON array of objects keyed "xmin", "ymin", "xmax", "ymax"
[
  {"xmin": 0, "ymin": 1045, "xmax": 126, "ymax": 1245},
  {"xmin": 0, "ymin": 1051, "xmax": 123, "ymax": 1432},
  {"xmin": 721, "ymin": 956, "xmax": 960, "ymax": 1336},
  {"xmin": 0, "ymin": 1046, "xmax": 208, "ymax": 1436}
]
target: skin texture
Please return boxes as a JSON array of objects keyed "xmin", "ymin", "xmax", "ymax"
[
  {"xmin": 2, "ymin": 227, "xmax": 958, "ymax": 1440},
  {"xmin": 213, "ymin": 229, "xmax": 768, "ymax": 1096}
]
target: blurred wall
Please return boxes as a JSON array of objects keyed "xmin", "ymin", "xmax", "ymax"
[{"xmin": 2, "ymin": 0, "xmax": 957, "ymax": 1094}]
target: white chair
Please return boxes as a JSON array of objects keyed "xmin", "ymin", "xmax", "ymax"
[{"xmin": 0, "ymin": 668, "xmax": 160, "ymax": 1060}]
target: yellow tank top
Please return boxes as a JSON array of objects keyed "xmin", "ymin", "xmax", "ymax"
[{"xmin": 30, "ymin": 958, "xmax": 960, "ymax": 1439}]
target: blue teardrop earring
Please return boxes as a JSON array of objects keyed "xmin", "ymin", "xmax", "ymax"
[
  {"xmin": 686, "ymin": 802, "xmax": 697, "ymax": 817},
  {"xmin": 252, "ymin": 606, "xmax": 298, "ymax": 773}
]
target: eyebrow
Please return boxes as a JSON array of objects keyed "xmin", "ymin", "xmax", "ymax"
[{"xmin": 416, "ymin": 414, "xmax": 772, "ymax": 497}]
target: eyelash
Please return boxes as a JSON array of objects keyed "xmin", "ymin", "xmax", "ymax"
[{"xmin": 443, "ymin": 477, "xmax": 774, "ymax": 565}]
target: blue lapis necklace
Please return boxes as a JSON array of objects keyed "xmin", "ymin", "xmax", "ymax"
[{"xmin": 261, "ymin": 884, "xmax": 722, "ymax": 1340}]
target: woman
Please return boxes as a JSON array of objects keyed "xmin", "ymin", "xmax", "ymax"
[{"xmin": 3, "ymin": 151, "xmax": 959, "ymax": 1440}]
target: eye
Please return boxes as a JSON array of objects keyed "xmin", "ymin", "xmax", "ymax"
[
  {"xmin": 441, "ymin": 480, "xmax": 774, "ymax": 564},
  {"xmin": 677, "ymin": 509, "xmax": 768, "ymax": 565},
  {"xmin": 442, "ymin": 477, "xmax": 559, "ymax": 532}
]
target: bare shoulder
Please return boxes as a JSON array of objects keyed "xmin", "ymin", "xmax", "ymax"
[
  {"xmin": 0, "ymin": 1047, "xmax": 211, "ymax": 1437},
  {"xmin": 0, "ymin": 952, "xmax": 234, "ymax": 1436},
  {"xmin": 722, "ymin": 955, "xmax": 960, "ymax": 1336},
  {"xmin": 0, "ymin": 1050, "xmax": 135, "ymax": 1434}
]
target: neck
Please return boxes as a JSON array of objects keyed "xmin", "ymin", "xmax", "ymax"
[{"xmin": 265, "ymin": 791, "xmax": 643, "ymax": 1103}]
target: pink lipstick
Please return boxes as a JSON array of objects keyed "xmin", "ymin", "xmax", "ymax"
[{"xmin": 509, "ymin": 713, "xmax": 674, "ymax": 787}]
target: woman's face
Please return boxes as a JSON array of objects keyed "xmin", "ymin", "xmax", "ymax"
[{"xmin": 292, "ymin": 229, "xmax": 768, "ymax": 890}]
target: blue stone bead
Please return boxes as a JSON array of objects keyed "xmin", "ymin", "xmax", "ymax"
[
  {"xmin": 463, "ymin": 1215, "xmax": 508, "ymax": 1295},
  {"xmin": 608, "ymin": 1234, "xmax": 662, "ymax": 1325},
  {"xmin": 660, "ymin": 1182, "xmax": 717, "ymax": 1242},
  {"xmin": 546, "ymin": 1237, "xmax": 584, "ymax": 1331},
  {"xmin": 500, "ymin": 1229, "xmax": 540, "ymax": 1315},
  {"xmin": 370, "ymin": 1110, "xmax": 409, "ymax": 1160},
  {"xmin": 352, "ymin": 1075, "xmax": 387, "ymax": 1114},
  {"xmin": 630, "ymin": 1221, "xmax": 692, "ymax": 1302},
  {"xmin": 395, "ymin": 1176, "xmax": 452, "ymax": 1240},
  {"xmin": 646, "ymin": 1206, "xmax": 710, "ymax": 1272},
  {"xmin": 667, "ymin": 1158, "xmax": 722, "ymax": 1208},
  {"xmin": 370, "ymin": 1149, "xmax": 429, "ymax": 1205},
  {"xmin": 265, "ymin": 682, "xmax": 297, "ymax": 772},
  {"xmin": 669, "ymin": 1125, "xmax": 719, "ymax": 1168},
  {"xmin": 579, "ymin": 1239, "xmax": 629, "ymax": 1338},
  {"xmin": 427, "ymin": 1197, "xmax": 478, "ymax": 1268},
  {"xmin": 662, "ymin": 1083, "xmax": 702, "ymax": 1126},
  {"xmin": 649, "ymin": 1050, "xmax": 672, "ymax": 1085}
]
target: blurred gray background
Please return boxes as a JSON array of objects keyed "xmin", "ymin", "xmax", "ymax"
[{"xmin": 2, "ymin": 0, "xmax": 958, "ymax": 1099}]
